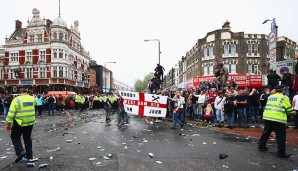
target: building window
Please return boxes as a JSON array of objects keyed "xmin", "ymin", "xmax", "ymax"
[
  {"xmin": 203, "ymin": 66, "xmax": 208, "ymax": 76},
  {"xmin": 26, "ymin": 68, "xmax": 32, "ymax": 78},
  {"xmin": 65, "ymin": 35, "xmax": 68, "ymax": 41},
  {"xmin": 209, "ymin": 46, "xmax": 214, "ymax": 58},
  {"xmin": 78, "ymin": 71, "xmax": 82, "ymax": 81},
  {"xmin": 39, "ymin": 67, "xmax": 46, "ymax": 78},
  {"xmin": 208, "ymin": 65, "xmax": 213, "ymax": 75},
  {"xmin": 10, "ymin": 69, "xmax": 19, "ymax": 79},
  {"xmin": 248, "ymin": 64, "xmax": 259, "ymax": 74},
  {"xmin": 59, "ymin": 33, "xmax": 63, "ymax": 41},
  {"xmin": 248, "ymin": 41, "xmax": 258, "ymax": 56},
  {"xmin": 59, "ymin": 66, "xmax": 63, "ymax": 77},
  {"xmin": 203, "ymin": 48, "xmax": 208, "ymax": 59},
  {"xmin": 59, "ymin": 49, "xmax": 63, "ymax": 58},
  {"xmin": 224, "ymin": 43, "xmax": 237, "ymax": 57},
  {"xmin": 231, "ymin": 44, "xmax": 236, "ymax": 56},
  {"xmin": 10, "ymin": 53, "xmax": 19, "ymax": 62},
  {"xmin": 26, "ymin": 52, "xmax": 32, "ymax": 62},
  {"xmin": 53, "ymin": 49, "xmax": 57, "ymax": 58},
  {"xmin": 224, "ymin": 64, "xmax": 237, "ymax": 74},
  {"xmin": 40, "ymin": 51, "xmax": 46, "ymax": 60},
  {"xmin": 30, "ymin": 35, "xmax": 34, "ymax": 43},
  {"xmin": 53, "ymin": 66, "xmax": 57, "ymax": 77},
  {"xmin": 37, "ymin": 34, "xmax": 42, "ymax": 42},
  {"xmin": 53, "ymin": 32, "xmax": 57, "ymax": 40},
  {"xmin": 64, "ymin": 67, "xmax": 68, "ymax": 79}
]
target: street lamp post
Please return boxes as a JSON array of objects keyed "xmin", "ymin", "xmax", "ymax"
[
  {"xmin": 263, "ymin": 18, "xmax": 277, "ymax": 64},
  {"xmin": 103, "ymin": 61, "xmax": 116, "ymax": 93},
  {"xmin": 144, "ymin": 39, "xmax": 161, "ymax": 65}
]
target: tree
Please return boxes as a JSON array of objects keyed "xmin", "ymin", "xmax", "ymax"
[{"xmin": 134, "ymin": 72, "xmax": 154, "ymax": 92}]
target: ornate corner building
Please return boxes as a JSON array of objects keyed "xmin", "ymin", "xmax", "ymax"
[{"xmin": 2, "ymin": 8, "xmax": 92, "ymax": 94}]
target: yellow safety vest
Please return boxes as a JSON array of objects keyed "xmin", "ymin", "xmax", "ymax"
[
  {"xmin": 263, "ymin": 93, "xmax": 293, "ymax": 123},
  {"xmin": 75, "ymin": 95, "xmax": 81, "ymax": 102},
  {"xmin": 94, "ymin": 96, "xmax": 99, "ymax": 101},
  {"xmin": 6, "ymin": 94, "xmax": 36, "ymax": 126},
  {"xmin": 80, "ymin": 96, "xmax": 85, "ymax": 104},
  {"xmin": 98, "ymin": 96, "xmax": 103, "ymax": 102}
]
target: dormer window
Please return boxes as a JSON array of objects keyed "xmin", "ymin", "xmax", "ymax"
[
  {"xmin": 37, "ymin": 34, "xmax": 42, "ymax": 42},
  {"xmin": 53, "ymin": 32, "xmax": 57, "ymax": 40},
  {"xmin": 59, "ymin": 33, "xmax": 63, "ymax": 41},
  {"xmin": 30, "ymin": 35, "xmax": 34, "ymax": 43}
]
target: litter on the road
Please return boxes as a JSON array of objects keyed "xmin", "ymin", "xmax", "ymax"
[
  {"xmin": 89, "ymin": 158, "xmax": 96, "ymax": 161},
  {"xmin": 143, "ymin": 139, "xmax": 148, "ymax": 143},
  {"xmin": 27, "ymin": 163, "xmax": 36, "ymax": 167},
  {"xmin": 82, "ymin": 132, "xmax": 87, "ymax": 134},
  {"xmin": 39, "ymin": 163, "xmax": 48, "ymax": 168},
  {"xmin": 122, "ymin": 142, "xmax": 127, "ymax": 145},
  {"xmin": 29, "ymin": 158, "xmax": 38, "ymax": 162},
  {"xmin": 213, "ymin": 142, "xmax": 217, "ymax": 145},
  {"xmin": 95, "ymin": 162, "xmax": 102, "ymax": 165},
  {"xmin": 103, "ymin": 156, "xmax": 110, "ymax": 160},
  {"xmin": 222, "ymin": 165, "xmax": 229, "ymax": 169},
  {"xmin": 0, "ymin": 156, "xmax": 7, "ymax": 159},
  {"xmin": 219, "ymin": 153, "xmax": 228, "ymax": 159},
  {"xmin": 6, "ymin": 148, "xmax": 11, "ymax": 151},
  {"xmin": 203, "ymin": 142, "xmax": 207, "ymax": 145},
  {"xmin": 50, "ymin": 156, "xmax": 53, "ymax": 161},
  {"xmin": 66, "ymin": 140, "xmax": 73, "ymax": 143},
  {"xmin": 149, "ymin": 153, "xmax": 154, "ymax": 158},
  {"xmin": 132, "ymin": 135, "xmax": 138, "ymax": 138},
  {"xmin": 100, "ymin": 149, "xmax": 105, "ymax": 151},
  {"xmin": 125, "ymin": 146, "xmax": 128, "ymax": 150},
  {"xmin": 156, "ymin": 161, "xmax": 162, "ymax": 164},
  {"xmin": 97, "ymin": 146, "xmax": 101, "ymax": 149},
  {"xmin": 191, "ymin": 134, "xmax": 200, "ymax": 137},
  {"xmin": 137, "ymin": 150, "xmax": 141, "ymax": 153}
]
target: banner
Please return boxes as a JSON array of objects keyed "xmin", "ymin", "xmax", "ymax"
[{"xmin": 119, "ymin": 91, "xmax": 168, "ymax": 117}]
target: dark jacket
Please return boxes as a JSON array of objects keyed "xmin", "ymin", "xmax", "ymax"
[
  {"xmin": 280, "ymin": 73, "xmax": 292, "ymax": 86},
  {"xmin": 267, "ymin": 73, "xmax": 281, "ymax": 86}
]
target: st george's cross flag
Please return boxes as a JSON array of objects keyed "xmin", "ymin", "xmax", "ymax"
[{"xmin": 119, "ymin": 91, "xmax": 168, "ymax": 117}]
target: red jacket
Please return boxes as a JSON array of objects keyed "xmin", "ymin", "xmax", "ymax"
[{"xmin": 209, "ymin": 91, "xmax": 218, "ymax": 104}]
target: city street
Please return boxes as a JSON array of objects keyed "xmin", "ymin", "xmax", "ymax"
[{"xmin": 0, "ymin": 110, "xmax": 297, "ymax": 171}]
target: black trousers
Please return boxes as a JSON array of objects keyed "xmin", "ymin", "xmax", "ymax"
[
  {"xmin": 259, "ymin": 120, "xmax": 286, "ymax": 155},
  {"xmin": 36, "ymin": 106, "xmax": 42, "ymax": 116},
  {"xmin": 295, "ymin": 111, "xmax": 298, "ymax": 128},
  {"xmin": 11, "ymin": 122, "xmax": 33, "ymax": 159}
]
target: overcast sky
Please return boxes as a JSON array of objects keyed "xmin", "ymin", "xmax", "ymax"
[{"xmin": 1, "ymin": 0, "xmax": 297, "ymax": 87}]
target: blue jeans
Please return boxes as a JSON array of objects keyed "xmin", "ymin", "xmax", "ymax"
[
  {"xmin": 3, "ymin": 107, "xmax": 9, "ymax": 121},
  {"xmin": 237, "ymin": 108, "xmax": 247, "ymax": 127},
  {"xmin": 179, "ymin": 108, "xmax": 185, "ymax": 123},
  {"xmin": 193, "ymin": 104, "xmax": 198, "ymax": 119},
  {"xmin": 48, "ymin": 104, "xmax": 55, "ymax": 115},
  {"xmin": 249, "ymin": 106, "xmax": 260, "ymax": 124},
  {"xmin": 173, "ymin": 112, "xmax": 183, "ymax": 128},
  {"xmin": 216, "ymin": 109, "xmax": 224, "ymax": 122},
  {"xmin": 227, "ymin": 111, "xmax": 234, "ymax": 127},
  {"xmin": 118, "ymin": 107, "xmax": 129, "ymax": 125}
]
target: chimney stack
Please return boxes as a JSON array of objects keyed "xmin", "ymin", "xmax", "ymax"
[{"xmin": 15, "ymin": 20, "xmax": 22, "ymax": 30}]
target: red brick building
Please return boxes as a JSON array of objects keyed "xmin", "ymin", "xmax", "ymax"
[{"xmin": 2, "ymin": 8, "xmax": 91, "ymax": 94}]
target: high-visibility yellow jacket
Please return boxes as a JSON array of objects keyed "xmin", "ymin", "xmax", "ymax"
[
  {"xmin": 263, "ymin": 93, "xmax": 293, "ymax": 123},
  {"xmin": 80, "ymin": 96, "xmax": 85, "ymax": 104},
  {"xmin": 98, "ymin": 96, "xmax": 103, "ymax": 102},
  {"xmin": 94, "ymin": 96, "xmax": 99, "ymax": 101},
  {"xmin": 75, "ymin": 95, "xmax": 81, "ymax": 102},
  {"xmin": 110, "ymin": 96, "xmax": 117, "ymax": 104},
  {"xmin": 6, "ymin": 94, "xmax": 37, "ymax": 126}
]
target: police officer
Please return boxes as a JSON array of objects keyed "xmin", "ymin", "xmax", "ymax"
[
  {"xmin": 5, "ymin": 89, "xmax": 36, "ymax": 162},
  {"xmin": 258, "ymin": 85, "xmax": 294, "ymax": 158}
]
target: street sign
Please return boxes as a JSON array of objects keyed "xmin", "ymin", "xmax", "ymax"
[
  {"xmin": 268, "ymin": 31, "xmax": 276, "ymax": 50},
  {"xmin": 271, "ymin": 60, "xmax": 294, "ymax": 77},
  {"xmin": 269, "ymin": 49, "xmax": 276, "ymax": 63}
]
